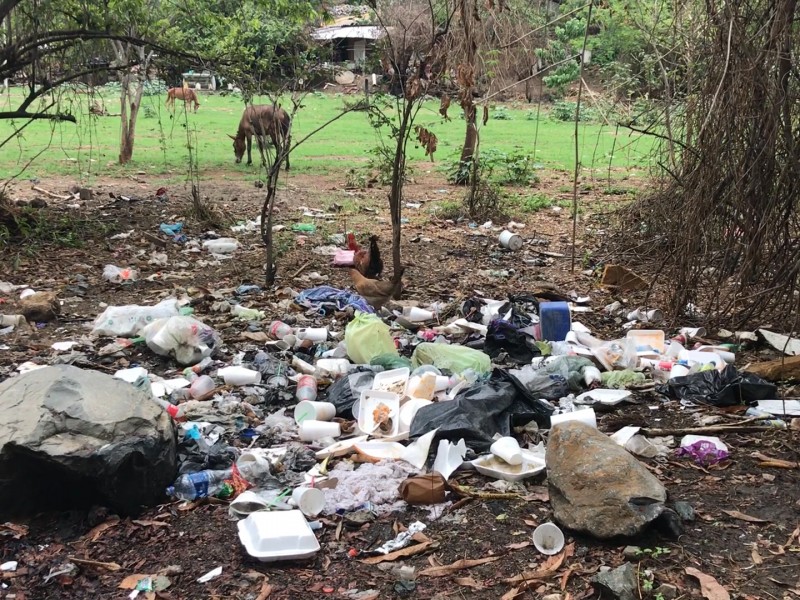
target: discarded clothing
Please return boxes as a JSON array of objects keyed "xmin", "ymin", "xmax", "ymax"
[{"xmin": 295, "ymin": 286, "xmax": 374, "ymax": 315}]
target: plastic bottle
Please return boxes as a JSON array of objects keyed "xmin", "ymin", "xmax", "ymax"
[
  {"xmin": 232, "ymin": 305, "xmax": 265, "ymax": 320},
  {"xmin": 167, "ymin": 468, "xmax": 233, "ymax": 500},
  {"xmin": 189, "ymin": 374, "xmax": 216, "ymax": 398},
  {"xmin": 296, "ymin": 375, "xmax": 318, "ymax": 402},
  {"xmin": 154, "ymin": 398, "xmax": 186, "ymax": 421},
  {"xmin": 185, "ymin": 356, "xmax": 214, "ymax": 376},
  {"xmin": 269, "ymin": 321, "xmax": 293, "ymax": 339},
  {"xmin": 745, "ymin": 407, "xmax": 788, "ymax": 429}
]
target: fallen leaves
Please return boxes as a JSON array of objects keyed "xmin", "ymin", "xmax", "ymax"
[
  {"xmin": 0, "ymin": 522, "xmax": 28, "ymax": 539},
  {"xmin": 505, "ymin": 541, "xmax": 531, "ymax": 550},
  {"xmin": 721, "ymin": 510, "xmax": 770, "ymax": 523},
  {"xmin": 504, "ymin": 544, "xmax": 575, "ymax": 584},
  {"xmin": 361, "ymin": 535, "xmax": 436, "ymax": 565},
  {"xmin": 455, "ymin": 576, "xmax": 485, "ymax": 590},
  {"xmin": 83, "ymin": 516, "xmax": 120, "ymax": 542},
  {"xmin": 419, "ymin": 556, "xmax": 499, "ymax": 577},
  {"xmin": 132, "ymin": 519, "xmax": 170, "ymax": 528},
  {"xmin": 751, "ymin": 452, "xmax": 799, "ymax": 469},
  {"xmin": 255, "ymin": 576, "xmax": 273, "ymax": 600},
  {"xmin": 685, "ymin": 567, "xmax": 731, "ymax": 600}
]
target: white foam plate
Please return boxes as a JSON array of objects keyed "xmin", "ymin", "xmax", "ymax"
[
  {"xmin": 472, "ymin": 449, "xmax": 546, "ymax": 482},
  {"xmin": 575, "ymin": 389, "xmax": 632, "ymax": 405},
  {"xmin": 237, "ymin": 510, "xmax": 319, "ymax": 562},
  {"xmin": 315, "ymin": 436, "xmax": 369, "ymax": 459}
]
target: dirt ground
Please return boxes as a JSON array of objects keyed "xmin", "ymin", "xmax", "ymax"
[{"xmin": 1, "ymin": 172, "xmax": 798, "ymax": 600}]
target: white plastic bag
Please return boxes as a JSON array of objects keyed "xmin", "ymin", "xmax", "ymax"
[
  {"xmin": 202, "ymin": 238, "xmax": 239, "ymax": 255},
  {"xmin": 102, "ymin": 264, "xmax": 140, "ymax": 284},
  {"xmin": 91, "ymin": 298, "xmax": 180, "ymax": 337},
  {"xmin": 142, "ymin": 315, "xmax": 221, "ymax": 366}
]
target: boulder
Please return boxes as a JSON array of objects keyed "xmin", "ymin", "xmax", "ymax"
[
  {"xmin": 546, "ymin": 421, "xmax": 667, "ymax": 539},
  {"xmin": 0, "ymin": 365, "xmax": 177, "ymax": 517}
]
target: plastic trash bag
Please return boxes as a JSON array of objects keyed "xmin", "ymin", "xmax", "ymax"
[
  {"xmin": 371, "ymin": 353, "xmax": 412, "ymax": 370},
  {"xmin": 296, "ymin": 286, "xmax": 374, "ymax": 315},
  {"xmin": 485, "ymin": 318, "xmax": 539, "ymax": 364},
  {"xmin": 657, "ymin": 365, "xmax": 776, "ymax": 406},
  {"xmin": 325, "ymin": 369, "xmax": 377, "ymax": 417},
  {"xmin": 344, "ymin": 312, "xmax": 398, "ymax": 364},
  {"xmin": 411, "ymin": 342, "xmax": 492, "ymax": 375},
  {"xmin": 102, "ymin": 264, "xmax": 139, "ymax": 284},
  {"xmin": 142, "ymin": 315, "xmax": 221, "ymax": 366},
  {"xmin": 601, "ymin": 370, "xmax": 647, "ymax": 389},
  {"xmin": 409, "ymin": 369, "xmax": 555, "ymax": 451},
  {"xmin": 541, "ymin": 356, "xmax": 596, "ymax": 392},
  {"xmin": 177, "ymin": 437, "xmax": 237, "ymax": 476},
  {"xmin": 91, "ymin": 298, "xmax": 180, "ymax": 337}
]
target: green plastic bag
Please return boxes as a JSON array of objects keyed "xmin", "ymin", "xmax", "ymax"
[
  {"xmin": 371, "ymin": 353, "xmax": 412, "ymax": 370},
  {"xmin": 411, "ymin": 342, "xmax": 492, "ymax": 375},
  {"xmin": 344, "ymin": 312, "xmax": 398, "ymax": 364},
  {"xmin": 601, "ymin": 369, "xmax": 646, "ymax": 389}
]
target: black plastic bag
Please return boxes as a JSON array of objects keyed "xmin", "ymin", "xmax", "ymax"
[
  {"xmin": 408, "ymin": 368, "xmax": 555, "ymax": 451},
  {"xmin": 324, "ymin": 368, "xmax": 376, "ymax": 417},
  {"xmin": 657, "ymin": 365, "xmax": 776, "ymax": 406},
  {"xmin": 485, "ymin": 318, "xmax": 539, "ymax": 364},
  {"xmin": 177, "ymin": 437, "xmax": 236, "ymax": 475}
]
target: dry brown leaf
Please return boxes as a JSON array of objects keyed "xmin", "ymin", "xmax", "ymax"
[
  {"xmin": 685, "ymin": 567, "xmax": 731, "ymax": 600},
  {"xmin": 255, "ymin": 577, "xmax": 273, "ymax": 600},
  {"xmin": 505, "ymin": 541, "xmax": 531, "ymax": 550},
  {"xmin": 501, "ymin": 586, "xmax": 522, "ymax": 600},
  {"xmin": 561, "ymin": 567, "xmax": 575, "ymax": 590},
  {"xmin": 419, "ymin": 556, "xmax": 499, "ymax": 577},
  {"xmin": 721, "ymin": 510, "xmax": 770, "ymax": 523},
  {"xmin": 119, "ymin": 574, "xmax": 152, "ymax": 589},
  {"xmin": 361, "ymin": 540, "xmax": 435, "ymax": 565},
  {"xmin": 504, "ymin": 543, "xmax": 575, "ymax": 583},
  {"xmin": 86, "ymin": 517, "xmax": 121, "ymax": 542},
  {"xmin": 132, "ymin": 519, "xmax": 170, "ymax": 528},
  {"xmin": 455, "ymin": 576, "xmax": 485, "ymax": 590},
  {"xmin": 439, "ymin": 96, "xmax": 451, "ymax": 119},
  {"xmin": 0, "ymin": 522, "xmax": 29, "ymax": 539},
  {"xmin": 751, "ymin": 546, "xmax": 763, "ymax": 565},
  {"xmin": 524, "ymin": 519, "xmax": 538, "ymax": 527}
]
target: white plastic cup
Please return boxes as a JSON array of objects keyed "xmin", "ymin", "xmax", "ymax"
[
  {"xmin": 297, "ymin": 327, "xmax": 328, "ymax": 342},
  {"xmin": 646, "ymin": 309, "xmax": 664, "ymax": 324},
  {"xmin": 299, "ymin": 420, "xmax": 341, "ymax": 441},
  {"xmin": 315, "ymin": 358, "xmax": 351, "ymax": 377},
  {"xmin": 679, "ymin": 327, "xmax": 706, "ymax": 340},
  {"xmin": 532, "ymin": 522, "xmax": 565, "ymax": 555},
  {"xmin": 399, "ymin": 398, "xmax": 432, "ymax": 431},
  {"xmin": 218, "ymin": 366, "xmax": 261, "ymax": 386},
  {"xmin": 291, "ymin": 486, "xmax": 326, "ymax": 517},
  {"xmin": 498, "ymin": 230, "xmax": 523, "ymax": 251},
  {"xmin": 670, "ymin": 364, "xmax": 690, "ymax": 378},
  {"xmin": 434, "ymin": 375, "xmax": 450, "ymax": 392},
  {"xmin": 294, "ymin": 400, "xmax": 336, "ymax": 423},
  {"xmin": 189, "ymin": 374, "xmax": 216, "ymax": 398},
  {"xmin": 403, "ymin": 307, "xmax": 435, "ymax": 322},
  {"xmin": 490, "ymin": 436, "xmax": 523, "ymax": 465},
  {"xmin": 626, "ymin": 308, "xmax": 646, "ymax": 322},
  {"xmin": 550, "ymin": 408, "xmax": 597, "ymax": 429}
]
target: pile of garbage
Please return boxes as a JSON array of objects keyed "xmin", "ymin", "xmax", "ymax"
[{"xmin": 2, "ymin": 264, "xmax": 797, "ymax": 560}]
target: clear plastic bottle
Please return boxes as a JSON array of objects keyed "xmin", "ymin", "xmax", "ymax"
[
  {"xmin": 167, "ymin": 468, "xmax": 233, "ymax": 500},
  {"xmin": 296, "ymin": 375, "xmax": 318, "ymax": 402},
  {"xmin": 189, "ymin": 375, "xmax": 216, "ymax": 398},
  {"xmin": 154, "ymin": 398, "xmax": 186, "ymax": 421},
  {"xmin": 268, "ymin": 320, "xmax": 293, "ymax": 339}
]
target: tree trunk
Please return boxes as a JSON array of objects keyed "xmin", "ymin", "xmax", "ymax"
[
  {"xmin": 115, "ymin": 44, "xmax": 151, "ymax": 165},
  {"xmin": 455, "ymin": 0, "xmax": 478, "ymax": 185},
  {"xmin": 388, "ymin": 102, "xmax": 413, "ymax": 282}
]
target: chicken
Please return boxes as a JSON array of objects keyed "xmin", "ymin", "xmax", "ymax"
[
  {"xmin": 354, "ymin": 235, "xmax": 384, "ymax": 279},
  {"xmin": 346, "ymin": 233, "xmax": 361, "ymax": 252},
  {"xmin": 350, "ymin": 266, "xmax": 405, "ymax": 311}
]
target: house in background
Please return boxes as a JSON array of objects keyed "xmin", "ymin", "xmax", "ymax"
[{"xmin": 312, "ymin": 5, "xmax": 385, "ymax": 71}]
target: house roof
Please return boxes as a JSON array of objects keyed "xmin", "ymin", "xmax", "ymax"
[{"xmin": 312, "ymin": 25, "xmax": 385, "ymax": 41}]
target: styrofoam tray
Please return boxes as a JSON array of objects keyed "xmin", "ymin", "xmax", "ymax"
[
  {"xmin": 371, "ymin": 368, "xmax": 410, "ymax": 397},
  {"xmin": 357, "ymin": 390, "xmax": 401, "ymax": 438},
  {"xmin": 315, "ymin": 435, "xmax": 369, "ymax": 459},
  {"xmin": 237, "ymin": 510, "xmax": 319, "ymax": 562},
  {"xmin": 472, "ymin": 449, "xmax": 546, "ymax": 482},
  {"xmin": 575, "ymin": 389, "xmax": 632, "ymax": 406}
]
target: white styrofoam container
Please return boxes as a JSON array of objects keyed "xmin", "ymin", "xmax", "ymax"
[
  {"xmin": 237, "ymin": 510, "xmax": 319, "ymax": 562},
  {"xmin": 371, "ymin": 368, "xmax": 410, "ymax": 397},
  {"xmin": 575, "ymin": 389, "xmax": 632, "ymax": 406},
  {"xmin": 472, "ymin": 448, "xmax": 546, "ymax": 482},
  {"xmin": 357, "ymin": 390, "xmax": 401, "ymax": 438}
]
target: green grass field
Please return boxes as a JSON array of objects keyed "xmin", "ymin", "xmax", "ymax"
[{"xmin": 0, "ymin": 89, "xmax": 654, "ymax": 182}]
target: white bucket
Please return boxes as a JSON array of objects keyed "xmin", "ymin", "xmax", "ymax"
[{"xmin": 498, "ymin": 230, "xmax": 523, "ymax": 251}]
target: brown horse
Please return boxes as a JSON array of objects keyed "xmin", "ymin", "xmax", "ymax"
[
  {"xmin": 165, "ymin": 87, "xmax": 200, "ymax": 112},
  {"xmin": 229, "ymin": 105, "xmax": 291, "ymax": 169}
]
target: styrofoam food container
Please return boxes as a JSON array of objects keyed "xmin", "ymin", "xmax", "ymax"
[
  {"xmin": 398, "ymin": 398, "xmax": 432, "ymax": 432},
  {"xmin": 357, "ymin": 390, "xmax": 401, "ymax": 438},
  {"xmin": 472, "ymin": 449, "xmax": 546, "ymax": 482},
  {"xmin": 371, "ymin": 368, "xmax": 410, "ymax": 396},
  {"xmin": 575, "ymin": 389, "xmax": 632, "ymax": 406},
  {"xmin": 237, "ymin": 510, "xmax": 320, "ymax": 562},
  {"xmin": 550, "ymin": 408, "xmax": 597, "ymax": 429},
  {"xmin": 315, "ymin": 435, "xmax": 369, "ymax": 459}
]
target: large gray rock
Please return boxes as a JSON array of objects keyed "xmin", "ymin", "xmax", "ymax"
[
  {"xmin": 546, "ymin": 421, "xmax": 667, "ymax": 539},
  {"xmin": 592, "ymin": 563, "xmax": 638, "ymax": 600},
  {"xmin": 0, "ymin": 365, "xmax": 177, "ymax": 517}
]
